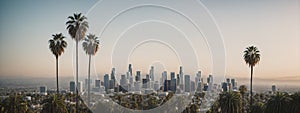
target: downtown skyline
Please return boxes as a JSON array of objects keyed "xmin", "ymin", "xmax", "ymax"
[{"xmin": 0, "ymin": 0, "xmax": 299, "ymax": 83}]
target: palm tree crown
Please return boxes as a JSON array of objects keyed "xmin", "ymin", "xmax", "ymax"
[
  {"xmin": 66, "ymin": 13, "xmax": 89, "ymax": 41},
  {"xmin": 82, "ymin": 34, "xmax": 100, "ymax": 55},
  {"xmin": 48, "ymin": 33, "xmax": 67, "ymax": 58},
  {"xmin": 243, "ymin": 46, "xmax": 260, "ymax": 67}
]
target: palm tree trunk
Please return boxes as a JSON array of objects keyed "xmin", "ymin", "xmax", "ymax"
[
  {"xmin": 56, "ymin": 56, "xmax": 59, "ymax": 94},
  {"xmin": 250, "ymin": 65, "xmax": 253, "ymax": 107},
  {"xmin": 88, "ymin": 54, "xmax": 91, "ymax": 107},
  {"xmin": 75, "ymin": 41, "xmax": 79, "ymax": 113}
]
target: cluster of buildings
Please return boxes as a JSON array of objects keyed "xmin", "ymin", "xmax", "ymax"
[
  {"xmin": 63, "ymin": 64, "xmax": 226, "ymax": 95},
  {"xmin": 38, "ymin": 64, "xmax": 247, "ymax": 95}
]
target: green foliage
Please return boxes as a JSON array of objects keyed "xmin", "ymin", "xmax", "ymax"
[
  {"xmin": 219, "ymin": 92, "xmax": 242, "ymax": 113},
  {"xmin": 41, "ymin": 94, "xmax": 67, "ymax": 113},
  {"xmin": 0, "ymin": 94, "xmax": 29, "ymax": 113}
]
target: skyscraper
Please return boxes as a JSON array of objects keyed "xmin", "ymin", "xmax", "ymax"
[
  {"xmin": 78, "ymin": 81, "xmax": 83, "ymax": 93},
  {"xmin": 136, "ymin": 71, "xmax": 141, "ymax": 82},
  {"xmin": 104, "ymin": 74, "xmax": 109, "ymax": 91},
  {"xmin": 95, "ymin": 79, "xmax": 101, "ymax": 88},
  {"xmin": 70, "ymin": 81, "xmax": 75, "ymax": 93},
  {"xmin": 170, "ymin": 72, "xmax": 175, "ymax": 80},
  {"xmin": 40, "ymin": 86, "xmax": 47, "ymax": 95},
  {"xmin": 128, "ymin": 64, "xmax": 132, "ymax": 76},
  {"xmin": 162, "ymin": 71, "xmax": 167, "ymax": 85},
  {"xmin": 120, "ymin": 74, "xmax": 128, "ymax": 87},
  {"xmin": 111, "ymin": 68, "xmax": 115, "ymax": 80},
  {"xmin": 179, "ymin": 66, "xmax": 184, "ymax": 85},
  {"xmin": 184, "ymin": 75, "xmax": 191, "ymax": 92},
  {"xmin": 195, "ymin": 71, "xmax": 201, "ymax": 85},
  {"xmin": 222, "ymin": 82, "xmax": 228, "ymax": 92},
  {"xmin": 231, "ymin": 79, "xmax": 236, "ymax": 90},
  {"xmin": 149, "ymin": 66, "xmax": 154, "ymax": 81},
  {"xmin": 170, "ymin": 79, "xmax": 177, "ymax": 92}
]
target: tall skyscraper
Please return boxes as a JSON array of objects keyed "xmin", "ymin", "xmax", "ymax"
[
  {"xmin": 179, "ymin": 66, "xmax": 184, "ymax": 85},
  {"xmin": 70, "ymin": 81, "xmax": 75, "ymax": 93},
  {"xmin": 195, "ymin": 71, "xmax": 201, "ymax": 85},
  {"xmin": 162, "ymin": 71, "xmax": 167, "ymax": 85},
  {"xmin": 184, "ymin": 75, "xmax": 191, "ymax": 92},
  {"xmin": 111, "ymin": 68, "xmax": 116, "ymax": 80},
  {"xmin": 176, "ymin": 74, "xmax": 180, "ymax": 85},
  {"xmin": 170, "ymin": 72, "xmax": 175, "ymax": 80},
  {"xmin": 149, "ymin": 66, "xmax": 154, "ymax": 81},
  {"xmin": 128, "ymin": 64, "xmax": 132, "ymax": 76},
  {"xmin": 104, "ymin": 74, "xmax": 109, "ymax": 91},
  {"xmin": 136, "ymin": 71, "xmax": 141, "ymax": 81}
]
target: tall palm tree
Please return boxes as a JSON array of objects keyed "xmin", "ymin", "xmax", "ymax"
[
  {"xmin": 49, "ymin": 33, "xmax": 67, "ymax": 94},
  {"xmin": 219, "ymin": 92, "xmax": 242, "ymax": 113},
  {"xmin": 66, "ymin": 13, "xmax": 88, "ymax": 112},
  {"xmin": 243, "ymin": 46, "xmax": 260, "ymax": 106},
  {"xmin": 42, "ymin": 94, "xmax": 67, "ymax": 113},
  {"xmin": 82, "ymin": 34, "xmax": 99, "ymax": 106},
  {"xmin": 265, "ymin": 92, "xmax": 292, "ymax": 113}
]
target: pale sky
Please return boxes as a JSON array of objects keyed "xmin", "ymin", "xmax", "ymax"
[{"xmin": 0, "ymin": 0, "xmax": 299, "ymax": 84}]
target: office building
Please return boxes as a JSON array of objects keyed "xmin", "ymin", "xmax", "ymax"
[
  {"xmin": 95, "ymin": 79, "xmax": 101, "ymax": 88},
  {"xmin": 184, "ymin": 75, "xmax": 191, "ymax": 92},
  {"xmin": 70, "ymin": 81, "xmax": 75, "ymax": 93},
  {"xmin": 40, "ymin": 86, "xmax": 47, "ymax": 95},
  {"xmin": 104, "ymin": 74, "xmax": 109, "ymax": 90},
  {"xmin": 136, "ymin": 71, "xmax": 141, "ymax": 81},
  {"xmin": 149, "ymin": 66, "xmax": 154, "ymax": 81}
]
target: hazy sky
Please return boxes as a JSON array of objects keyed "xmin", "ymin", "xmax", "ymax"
[{"xmin": 0, "ymin": 0, "xmax": 299, "ymax": 83}]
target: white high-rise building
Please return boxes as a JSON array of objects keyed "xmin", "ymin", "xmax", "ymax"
[
  {"xmin": 78, "ymin": 81, "xmax": 83, "ymax": 93},
  {"xmin": 195, "ymin": 71, "xmax": 201, "ymax": 86}
]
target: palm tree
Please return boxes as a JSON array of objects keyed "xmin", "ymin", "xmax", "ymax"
[
  {"xmin": 290, "ymin": 92, "xmax": 300, "ymax": 113},
  {"xmin": 82, "ymin": 34, "xmax": 99, "ymax": 106},
  {"xmin": 219, "ymin": 92, "xmax": 242, "ymax": 113},
  {"xmin": 42, "ymin": 94, "xmax": 67, "ymax": 113},
  {"xmin": 249, "ymin": 102, "xmax": 264, "ymax": 113},
  {"xmin": 0, "ymin": 94, "xmax": 28, "ymax": 113},
  {"xmin": 66, "ymin": 13, "xmax": 88, "ymax": 111},
  {"xmin": 49, "ymin": 33, "xmax": 67, "ymax": 94},
  {"xmin": 243, "ymin": 46, "xmax": 260, "ymax": 106},
  {"xmin": 265, "ymin": 92, "xmax": 292, "ymax": 113},
  {"xmin": 238, "ymin": 85, "xmax": 247, "ymax": 112}
]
